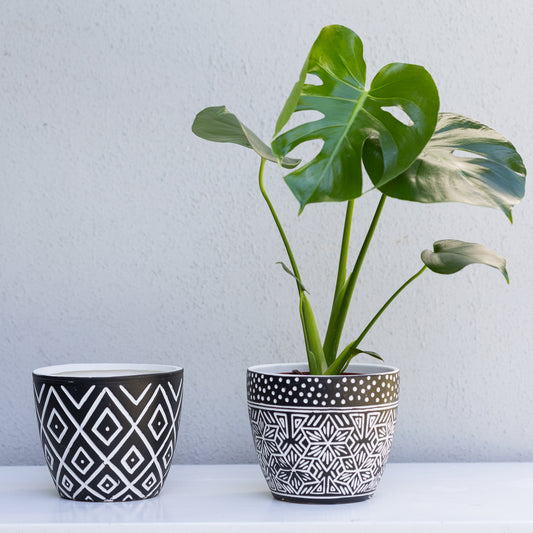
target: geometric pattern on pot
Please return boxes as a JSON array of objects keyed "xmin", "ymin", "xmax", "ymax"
[
  {"xmin": 248, "ymin": 404, "xmax": 397, "ymax": 502},
  {"xmin": 247, "ymin": 363, "xmax": 399, "ymax": 503},
  {"xmin": 33, "ymin": 364, "xmax": 183, "ymax": 502}
]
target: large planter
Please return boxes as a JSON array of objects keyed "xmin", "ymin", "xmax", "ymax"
[
  {"xmin": 247, "ymin": 362, "xmax": 399, "ymax": 503},
  {"xmin": 33, "ymin": 363, "xmax": 183, "ymax": 502}
]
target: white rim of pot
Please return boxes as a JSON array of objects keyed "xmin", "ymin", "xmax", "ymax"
[
  {"xmin": 248, "ymin": 362, "xmax": 398, "ymax": 375},
  {"xmin": 33, "ymin": 363, "xmax": 182, "ymax": 378}
]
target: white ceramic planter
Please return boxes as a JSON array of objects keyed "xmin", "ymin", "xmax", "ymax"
[
  {"xmin": 247, "ymin": 362, "xmax": 399, "ymax": 503},
  {"xmin": 33, "ymin": 363, "xmax": 183, "ymax": 502}
]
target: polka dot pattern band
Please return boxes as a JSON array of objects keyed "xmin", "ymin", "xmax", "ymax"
[{"xmin": 247, "ymin": 367, "xmax": 399, "ymax": 408}]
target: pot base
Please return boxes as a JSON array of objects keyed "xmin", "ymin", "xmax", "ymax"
[
  {"xmin": 272, "ymin": 491, "xmax": 373, "ymax": 504},
  {"xmin": 58, "ymin": 487, "xmax": 162, "ymax": 503}
]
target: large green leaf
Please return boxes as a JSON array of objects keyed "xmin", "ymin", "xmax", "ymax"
[
  {"xmin": 192, "ymin": 106, "xmax": 300, "ymax": 169},
  {"xmin": 372, "ymin": 113, "xmax": 526, "ymax": 221},
  {"xmin": 421, "ymin": 239, "xmax": 509, "ymax": 283},
  {"xmin": 271, "ymin": 24, "xmax": 440, "ymax": 210}
]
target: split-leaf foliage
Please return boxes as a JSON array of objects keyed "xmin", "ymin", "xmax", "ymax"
[{"xmin": 192, "ymin": 25, "xmax": 526, "ymax": 375}]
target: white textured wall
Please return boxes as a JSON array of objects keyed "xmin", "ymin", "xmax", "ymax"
[{"xmin": 2, "ymin": 0, "xmax": 533, "ymax": 465}]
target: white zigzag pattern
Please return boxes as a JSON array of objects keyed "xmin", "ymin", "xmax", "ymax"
[
  {"xmin": 60, "ymin": 385, "xmax": 96, "ymax": 409},
  {"xmin": 119, "ymin": 384, "xmax": 151, "ymax": 406},
  {"xmin": 35, "ymin": 380, "xmax": 182, "ymax": 501}
]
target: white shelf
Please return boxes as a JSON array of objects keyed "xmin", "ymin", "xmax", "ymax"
[{"xmin": 1, "ymin": 463, "xmax": 532, "ymax": 531}]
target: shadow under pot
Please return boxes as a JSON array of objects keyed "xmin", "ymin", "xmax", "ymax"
[
  {"xmin": 247, "ymin": 362, "xmax": 399, "ymax": 504},
  {"xmin": 33, "ymin": 363, "xmax": 183, "ymax": 502}
]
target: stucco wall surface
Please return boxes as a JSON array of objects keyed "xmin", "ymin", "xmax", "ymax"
[{"xmin": 1, "ymin": 0, "xmax": 533, "ymax": 465}]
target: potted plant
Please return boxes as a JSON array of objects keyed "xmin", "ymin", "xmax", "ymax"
[{"xmin": 192, "ymin": 25, "xmax": 526, "ymax": 503}]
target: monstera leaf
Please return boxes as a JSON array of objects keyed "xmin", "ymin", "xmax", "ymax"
[
  {"xmin": 370, "ymin": 113, "xmax": 526, "ymax": 221},
  {"xmin": 421, "ymin": 240, "xmax": 509, "ymax": 282},
  {"xmin": 192, "ymin": 106, "xmax": 300, "ymax": 169},
  {"xmin": 271, "ymin": 25, "xmax": 440, "ymax": 210}
]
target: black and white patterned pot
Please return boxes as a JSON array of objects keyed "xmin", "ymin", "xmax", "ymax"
[
  {"xmin": 247, "ymin": 362, "xmax": 399, "ymax": 503},
  {"xmin": 33, "ymin": 363, "xmax": 183, "ymax": 502}
]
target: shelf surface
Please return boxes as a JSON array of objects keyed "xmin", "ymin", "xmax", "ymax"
[{"xmin": 1, "ymin": 463, "xmax": 533, "ymax": 532}]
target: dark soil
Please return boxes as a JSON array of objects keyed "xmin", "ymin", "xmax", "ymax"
[{"xmin": 282, "ymin": 370, "xmax": 363, "ymax": 375}]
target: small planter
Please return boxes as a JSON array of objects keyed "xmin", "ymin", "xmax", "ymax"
[
  {"xmin": 247, "ymin": 362, "xmax": 399, "ymax": 503},
  {"xmin": 33, "ymin": 363, "xmax": 183, "ymax": 502}
]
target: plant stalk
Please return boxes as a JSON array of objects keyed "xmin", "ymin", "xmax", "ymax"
[
  {"xmin": 323, "ymin": 194, "xmax": 387, "ymax": 363},
  {"xmin": 258, "ymin": 158, "xmax": 302, "ymax": 292},
  {"xmin": 333, "ymin": 200, "xmax": 354, "ymax": 300},
  {"xmin": 258, "ymin": 158, "xmax": 326, "ymax": 373},
  {"xmin": 354, "ymin": 264, "xmax": 428, "ymax": 347},
  {"xmin": 324, "ymin": 264, "xmax": 428, "ymax": 375}
]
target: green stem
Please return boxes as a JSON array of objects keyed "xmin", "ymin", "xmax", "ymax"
[
  {"xmin": 325, "ymin": 265, "xmax": 428, "ymax": 375},
  {"xmin": 258, "ymin": 158, "xmax": 302, "ymax": 292},
  {"xmin": 258, "ymin": 158, "xmax": 326, "ymax": 373},
  {"xmin": 323, "ymin": 194, "xmax": 387, "ymax": 363},
  {"xmin": 334, "ymin": 200, "xmax": 354, "ymax": 300},
  {"xmin": 347, "ymin": 194, "xmax": 387, "ymax": 302},
  {"xmin": 356, "ymin": 264, "xmax": 428, "ymax": 345}
]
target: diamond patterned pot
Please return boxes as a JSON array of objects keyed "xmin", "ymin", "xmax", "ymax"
[
  {"xmin": 247, "ymin": 362, "xmax": 399, "ymax": 503},
  {"xmin": 33, "ymin": 363, "xmax": 183, "ymax": 502}
]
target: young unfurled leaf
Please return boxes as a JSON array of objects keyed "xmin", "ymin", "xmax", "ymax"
[
  {"xmin": 421, "ymin": 240, "xmax": 509, "ymax": 283},
  {"xmin": 272, "ymin": 25, "xmax": 439, "ymax": 210},
  {"xmin": 192, "ymin": 106, "xmax": 300, "ymax": 169},
  {"xmin": 370, "ymin": 113, "xmax": 526, "ymax": 221},
  {"xmin": 276, "ymin": 261, "xmax": 308, "ymax": 293},
  {"xmin": 299, "ymin": 293, "xmax": 326, "ymax": 374}
]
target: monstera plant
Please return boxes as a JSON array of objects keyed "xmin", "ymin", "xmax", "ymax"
[{"xmin": 192, "ymin": 25, "xmax": 526, "ymax": 376}]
